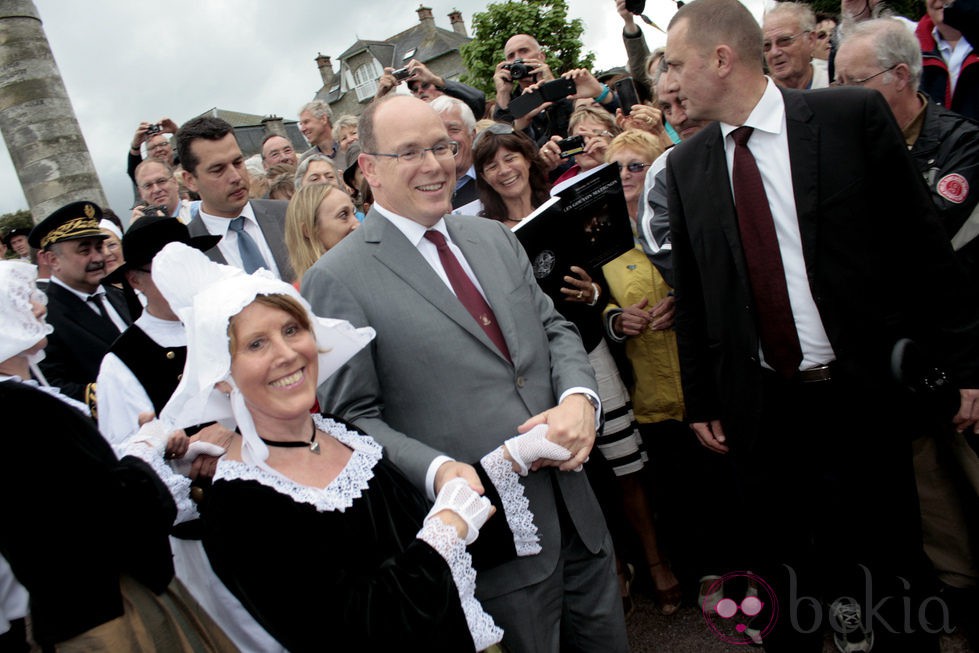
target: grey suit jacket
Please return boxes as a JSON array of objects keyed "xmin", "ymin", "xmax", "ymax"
[
  {"xmin": 186, "ymin": 199, "xmax": 294, "ymax": 283},
  {"xmin": 302, "ymin": 209, "xmax": 606, "ymax": 599}
]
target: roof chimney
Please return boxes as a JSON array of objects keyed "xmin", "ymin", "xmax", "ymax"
[
  {"xmin": 315, "ymin": 53, "xmax": 334, "ymax": 88},
  {"xmin": 416, "ymin": 5, "xmax": 434, "ymax": 27},
  {"xmin": 261, "ymin": 115, "xmax": 287, "ymax": 138},
  {"xmin": 448, "ymin": 9, "xmax": 467, "ymax": 37}
]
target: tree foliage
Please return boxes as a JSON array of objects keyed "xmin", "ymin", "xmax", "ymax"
[{"xmin": 460, "ymin": 0, "xmax": 596, "ymax": 97}]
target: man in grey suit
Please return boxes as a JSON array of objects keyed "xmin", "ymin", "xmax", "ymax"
[
  {"xmin": 176, "ymin": 116, "xmax": 294, "ymax": 283},
  {"xmin": 302, "ymin": 95, "xmax": 626, "ymax": 653}
]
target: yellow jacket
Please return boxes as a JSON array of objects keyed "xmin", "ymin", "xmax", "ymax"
[{"xmin": 603, "ymin": 244, "xmax": 685, "ymax": 424}]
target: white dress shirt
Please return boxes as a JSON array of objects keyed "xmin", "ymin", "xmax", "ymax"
[
  {"xmin": 934, "ymin": 28, "xmax": 973, "ymax": 93},
  {"xmin": 199, "ymin": 202, "xmax": 282, "ymax": 279},
  {"xmin": 719, "ymin": 78, "xmax": 835, "ymax": 370},
  {"xmin": 374, "ymin": 203, "xmax": 602, "ymax": 497},
  {"xmin": 96, "ymin": 312, "xmax": 186, "ymax": 444}
]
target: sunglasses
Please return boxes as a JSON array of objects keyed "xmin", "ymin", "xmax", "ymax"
[
  {"xmin": 617, "ymin": 161, "xmax": 652, "ymax": 173},
  {"xmin": 472, "ymin": 122, "xmax": 516, "ymax": 149}
]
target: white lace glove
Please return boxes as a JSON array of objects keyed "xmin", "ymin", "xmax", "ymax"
[
  {"xmin": 130, "ymin": 418, "xmax": 169, "ymax": 455},
  {"xmin": 171, "ymin": 441, "xmax": 227, "ymax": 476},
  {"xmin": 426, "ymin": 477, "xmax": 493, "ymax": 545},
  {"xmin": 503, "ymin": 424, "xmax": 573, "ymax": 476}
]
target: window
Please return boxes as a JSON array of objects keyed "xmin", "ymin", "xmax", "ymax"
[
  {"xmin": 402, "ymin": 48, "xmax": 416, "ymax": 61},
  {"xmin": 353, "ymin": 60, "xmax": 383, "ymax": 102}
]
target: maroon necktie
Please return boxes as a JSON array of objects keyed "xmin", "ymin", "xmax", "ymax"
[
  {"xmin": 730, "ymin": 126, "xmax": 802, "ymax": 379},
  {"xmin": 424, "ymin": 230, "xmax": 512, "ymax": 362}
]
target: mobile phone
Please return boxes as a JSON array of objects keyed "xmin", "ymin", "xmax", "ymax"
[
  {"xmin": 557, "ymin": 135, "xmax": 585, "ymax": 159},
  {"xmin": 614, "ymin": 78, "xmax": 640, "ymax": 116},
  {"xmin": 538, "ymin": 77, "xmax": 576, "ymax": 103}
]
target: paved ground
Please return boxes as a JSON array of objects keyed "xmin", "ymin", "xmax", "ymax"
[{"xmin": 624, "ymin": 592, "xmax": 974, "ymax": 652}]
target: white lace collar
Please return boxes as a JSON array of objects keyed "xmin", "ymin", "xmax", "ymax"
[{"xmin": 215, "ymin": 414, "xmax": 383, "ymax": 513}]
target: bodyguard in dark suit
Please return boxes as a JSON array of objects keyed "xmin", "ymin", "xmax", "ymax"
[
  {"xmin": 176, "ymin": 116, "xmax": 294, "ymax": 283},
  {"xmin": 29, "ymin": 201, "xmax": 132, "ymax": 404},
  {"xmin": 303, "ymin": 95, "xmax": 626, "ymax": 653},
  {"xmin": 663, "ymin": 1, "xmax": 979, "ymax": 650}
]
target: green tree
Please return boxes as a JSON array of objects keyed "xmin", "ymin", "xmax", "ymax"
[{"xmin": 460, "ymin": 0, "xmax": 596, "ymax": 97}]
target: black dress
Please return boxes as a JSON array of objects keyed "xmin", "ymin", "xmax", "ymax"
[{"xmin": 199, "ymin": 414, "xmax": 509, "ymax": 653}]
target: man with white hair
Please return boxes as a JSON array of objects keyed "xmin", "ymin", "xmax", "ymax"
[
  {"xmin": 429, "ymin": 95, "xmax": 479, "ymax": 209},
  {"xmin": 763, "ymin": 2, "xmax": 830, "ymax": 89},
  {"xmin": 297, "ymin": 100, "xmax": 335, "ymax": 160}
]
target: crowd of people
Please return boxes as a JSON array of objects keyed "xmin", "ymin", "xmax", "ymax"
[{"xmin": 1, "ymin": 0, "xmax": 978, "ymax": 651}]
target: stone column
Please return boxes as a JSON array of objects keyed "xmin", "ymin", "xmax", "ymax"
[{"xmin": 0, "ymin": 0, "xmax": 107, "ymax": 224}]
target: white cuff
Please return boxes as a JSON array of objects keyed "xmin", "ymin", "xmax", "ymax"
[
  {"xmin": 480, "ymin": 448, "xmax": 542, "ymax": 556},
  {"xmin": 417, "ymin": 519, "xmax": 504, "ymax": 651},
  {"xmin": 424, "ymin": 455, "xmax": 455, "ymax": 502}
]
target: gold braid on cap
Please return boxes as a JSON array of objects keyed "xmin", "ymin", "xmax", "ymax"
[{"xmin": 40, "ymin": 216, "xmax": 103, "ymax": 248}]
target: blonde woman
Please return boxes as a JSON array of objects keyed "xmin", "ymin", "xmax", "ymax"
[{"xmin": 284, "ymin": 183, "xmax": 360, "ymax": 285}]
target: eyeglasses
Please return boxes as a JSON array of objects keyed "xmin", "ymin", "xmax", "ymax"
[
  {"xmin": 831, "ymin": 65, "xmax": 897, "ymax": 86},
  {"xmin": 763, "ymin": 31, "xmax": 809, "ymax": 52},
  {"xmin": 364, "ymin": 140, "xmax": 459, "ymax": 163},
  {"xmin": 472, "ymin": 122, "xmax": 515, "ymax": 149},
  {"xmin": 138, "ymin": 176, "xmax": 174, "ymax": 191},
  {"xmin": 617, "ymin": 161, "xmax": 652, "ymax": 173}
]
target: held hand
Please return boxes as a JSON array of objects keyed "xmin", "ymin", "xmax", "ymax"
[
  {"xmin": 494, "ymin": 61, "xmax": 514, "ymax": 103},
  {"xmin": 429, "ymin": 477, "xmax": 495, "ymax": 544},
  {"xmin": 165, "ymin": 430, "xmax": 189, "ymax": 460},
  {"xmin": 191, "ymin": 422, "xmax": 236, "ymax": 449},
  {"xmin": 563, "ymin": 68, "xmax": 603, "ymax": 99},
  {"xmin": 560, "ymin": 265, "xmax": 598, "ymax": 303},
  {"xmin": 406, "ymin": 59, "xmax": 441, "ymax": 87},
  {"xmin": 618, "ymin": 105, "xmax": 664, "ymax": 135},
  {"xmin": 434, "ymin": 461, "xmax": 484, "ymax": 495},
  {"xmin": 649, "ymin": 295, "xmax": 676, "ymax": 331},
  {"xmin": 131, "ymin": 122, "xmax": 151, "ymax": 150},
  {"xmin": 503, "ymin": 423, "xmax": 573, "ymax": 475},
  {"xmin": 616, "ymin": 0, "xmax": 638, "ymax": 28},
  {"xmin": 584, "ymin": 134, "xmax": 609, "ymax": 161},
  {"xmin": 172, "ymin": 441, "xmax": 227, "ymax": 478},
  {"xmin": 159, "ymin": 118, "xmax": 179, "ymax": 134},
  {"xmin": 518, "ymin": 394, "xmax": 596, "ymax": 472},
  {"xmin": 691, "ymin": 420, "xmax": 729, "ymax": 454},
  {"xmin": 539, "ymin": 135, "xmax": 564, "ymax": 171},
  {"xmin": 615, "ymin": 298, "xmax": 653, "ymax": 337},
  {"xmin": 525, "ymin": 58, "xmax": 555, "ymax": 83},
  {"xmin": 375, "ymin": 69, "xmax": 398, "ymax": 99},
  {"xmin": 954, "ymin": 388, "xmax": 979, "ymax": 434}
]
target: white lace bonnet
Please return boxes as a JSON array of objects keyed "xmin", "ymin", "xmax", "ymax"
[
  {"xmin": 0, "ymin": 261, "xmax": 53, "ymax": 363},
  {"xmin": 151, "ymin": 242, "xmax": 375, "ymax": 468}
]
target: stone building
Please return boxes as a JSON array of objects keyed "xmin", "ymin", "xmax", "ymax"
[{"xmin": 312, "ymin": 5, "xmax": 471, "ymax": 118}]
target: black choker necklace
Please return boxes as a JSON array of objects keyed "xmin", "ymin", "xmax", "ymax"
[{"xmin": 258, "ymin": 420, "xmax": 320, "ymax": 454}]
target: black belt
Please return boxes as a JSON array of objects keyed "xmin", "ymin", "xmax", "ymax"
[{"xmin": 796, "ymin": 364, "xmax": 832, "ymax": 383}]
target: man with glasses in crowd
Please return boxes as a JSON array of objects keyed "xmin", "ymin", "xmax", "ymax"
[
  {"xmin": 763, "ymin": 2, "xmax": 830, "ymax": 89},
  {"xmin": 133, "ymin": 159, "xmax": 193, "ymax": 224},
  {"xmin": 302, "ymin": 94, "xmax": 627, "ymax": 653}
]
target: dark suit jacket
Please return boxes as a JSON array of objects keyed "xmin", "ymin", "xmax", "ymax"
[
  {"xmin": 40, "ymin": 282, "xmax": 131, "ymax": 402},
  {"xmin": 301, "ymin": 209, "xmax": 605, "ymax": 600},
  {"xmin": 185, "ymin": 199, "xmax": 294, "ymax": 283},
  {"xmin": 451, "ymin": 176, "xmax": 479, "ymax": 209},
  {"xmin": 666, "ymin": 86, "xmax": 979, "ymax": 447}
]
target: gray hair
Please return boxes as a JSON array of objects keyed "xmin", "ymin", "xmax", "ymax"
[
  {"xmin": 294, "ymin": 153, "xmax": 339, "ymax": 190},
  {"xmin": 298, "ymin": 99, "xmax": 333, "ymax": 124},
  {"xmin": 333, "ymin": 114, "xmax": 358, "ymax": 137},
  {"xmin": 429, "ymin": 95, "xmax": 476, "ymax": 132},
  {"xmin": 839, "ymin": 18, "xmax": 922, "ymax": 87},
  {"xmin": 764, "ymin": 2, "xmax": 816, "ymax": 33}
]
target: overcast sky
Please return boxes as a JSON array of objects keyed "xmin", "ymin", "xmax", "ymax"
[{"xmin": 0, "ymin": 0, "xmax": 766, "ymax": 220}]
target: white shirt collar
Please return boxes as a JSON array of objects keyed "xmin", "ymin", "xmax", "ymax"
[
  {"xmin": 51, "ymin": 274, "xmax": 103, "ymax": 301},
  {"xmin": 373, "ymin": 203, "xmax": 451, "ymax": 248},
  {"xmin": 719, "ymin": 77, "xmax": 785, "ymax": 141},
  {"xmin": 198, "ymin": 201, "xmax": 257, "ymax": 238}
]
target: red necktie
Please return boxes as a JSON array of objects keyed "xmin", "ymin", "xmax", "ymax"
[
  {"xmin": 730, "ymin": 126, "xmax": 802, "ymax": 379},
  {"xmin": 424, "ymin": 230, "xmax": 512, "ymax": 362}
]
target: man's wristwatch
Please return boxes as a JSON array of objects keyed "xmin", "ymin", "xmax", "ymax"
[{"xmin": 578, "ymin": 393, "xmax": 604, "ymax": 434}]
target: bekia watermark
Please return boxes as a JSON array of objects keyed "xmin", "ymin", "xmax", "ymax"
[{"xmin": 702, "ymin": 566, "xmax": 953, "ymax": 645}]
